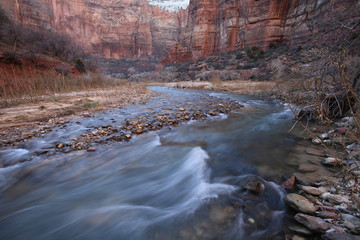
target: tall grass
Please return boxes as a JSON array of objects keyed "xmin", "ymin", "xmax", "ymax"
[{"xmin": 0, "ymin": 65, "xmax": 116, "ymax": 107}]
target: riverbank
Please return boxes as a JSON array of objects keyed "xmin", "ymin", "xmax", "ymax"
[
  {"xmin": 0, "ymin": 86, "xmax": 244, "ymax": 163},
  {"xmin": 281, "ymin": 115, "xmax": 360, "ymax": 239},
  {"xmin": 0, "ymin": 83, "xmax": 359, "ymax": 239},
  {"xmin": 0, "ymin": 82, "xmax": 153, "ymax": 147},
  {"xmin": 160, "ymin": 80, "xmax": 360, "ymax": 239}
]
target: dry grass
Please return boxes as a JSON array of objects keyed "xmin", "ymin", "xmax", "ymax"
[
  {"xmin": 0, "ymin": 64, "xmax": 131, "ymax": 108},
  {"xmin": 0, "ymin": 74, "xmax": 153, "ymax": 128}
]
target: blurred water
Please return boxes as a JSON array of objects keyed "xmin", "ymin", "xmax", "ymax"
[{"xmin": 0, "ymin": 87, "xmax": 301, "ymax": 239}]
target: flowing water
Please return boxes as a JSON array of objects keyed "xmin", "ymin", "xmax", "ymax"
[{"xmin": 0, "ymin": 87, "xmax": 305, "ymax": 240}]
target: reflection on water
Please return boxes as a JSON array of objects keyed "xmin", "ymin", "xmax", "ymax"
[{"xmin": 0, "ymin": 87, "xmax": 302, "ymax": 239}]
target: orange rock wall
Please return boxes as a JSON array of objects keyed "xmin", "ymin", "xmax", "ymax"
[
  {"xmin": 1, "ymin": 0, "xmax": 179, "ymax": 59},
  {"xmin": 165, "ymin": 0, "xmax": 354, "ymax": 62}
]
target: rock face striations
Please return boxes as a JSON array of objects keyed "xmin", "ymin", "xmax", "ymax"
[
  {"xmin": 1, "ymin": 0, "xmax": 179, "ymax": 59},
  {"xmin": 1, "ymin": 0, "xmax": 356, "ymax": 61},
  {"xmin": 165, "ymin": 0, "xmax": 356, "ymax": 62}
]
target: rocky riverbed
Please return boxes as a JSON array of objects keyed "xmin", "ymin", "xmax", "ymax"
[
  {"xmin": 0, "ymin": 86, "xmax": 359, "ymax": 240},
  {"xmin": 282, "ymin": 116, "xmax": 360, "ymax": 240},
  {"xmin": 0, "ymin": 92, "xmax": 243, "ymax": 167}
]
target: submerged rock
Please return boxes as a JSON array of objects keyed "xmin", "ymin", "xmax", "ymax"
[
  {"xmin": 285, "ymin": 193, "xmax": 317, "ymax": 214},
  {"xmin": 298, "ymin": 164, "xmax": 318, "ymax": 173},
  {"xmin": 288, "ymin": 224, "xmax": 312, "ymax": 235},
  {"xmin": 242, "ymin": 178, "xmax": 264, "ymax": 194}
]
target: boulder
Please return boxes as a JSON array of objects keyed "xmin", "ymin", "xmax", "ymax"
[
  {"xmin": 285, "ymin": 194, "xmax": 316, "ymax": 214},
  {"xmin": 301, "ymin": 185, "xmax": 325, "ymax": 196},
  {"xmin": 294, "ymin": 213, "xmax": 332, "ymax": 233}
]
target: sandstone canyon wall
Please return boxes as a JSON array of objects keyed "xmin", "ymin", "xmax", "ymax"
[
  {"xmin": 1, "ymin": 0, "xmax": 179, "ymax": 59},
  {"xmin": 165, "ymin": 0, "xmax": 357, "ymax": 62},
  {"xmin": 1, "ymin": 0, "xmax": 357, "ymax": 62}
]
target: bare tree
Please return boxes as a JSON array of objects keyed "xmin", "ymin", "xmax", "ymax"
[{"xmin": 298, "ymin": 0, "xmax": 360, "ymax": 121}]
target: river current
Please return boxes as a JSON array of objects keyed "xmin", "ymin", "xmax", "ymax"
[{"xmin": 0, "ymin": 87, "xmax": 304, "ymax": 239}]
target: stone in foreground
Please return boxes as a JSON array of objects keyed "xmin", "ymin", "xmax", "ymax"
[
  {"xmin": 285, "ymin": 193, "xmax": 317, "ymax": 214},
  {"xmin": 294, "ymin": 213, "xmax": 332, "ymax": 233}
]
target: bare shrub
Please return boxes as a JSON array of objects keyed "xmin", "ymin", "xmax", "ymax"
[
  {"xmin": 0, "ymin": 7, "xmax": 94, "ymax": 72},
  {"xmin": 288, "ymin": 1, "xmax": 360, "ymax": 122},
  {"xmin": 219, "ymin": 70, "xmax": 240, "ymax": 81},
  {"xmin": 0, "ymin": 66, "xmax": 116, "ymax": 102},
  {"xmin": 195, "ymin": 71, "xmax": 212, "ymax": 81}
]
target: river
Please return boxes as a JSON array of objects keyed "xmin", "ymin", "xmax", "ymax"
[{"xmin": 0, "ymin": 87, "xmax": 308, "ymax": 239}]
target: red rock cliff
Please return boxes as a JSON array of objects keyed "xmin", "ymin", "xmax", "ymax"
[
  {"xmin": 165, "ymin": 0, "xmax": 357, "ymax": 62},
  {"xmin": 1, "ymin": 0, "xmax": 179, "ymax": 59}
]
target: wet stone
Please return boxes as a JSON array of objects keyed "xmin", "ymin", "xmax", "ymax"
[
  {"xmin": 322, "ymin": 232, "xmax": 360, "ymax": 240},
  {"xmin": 288, "ymin": 224, "xmax": 313, "ymax": 235},
  {"xmin": 56, "ymin": 143, "xmax": 65, "ymax": 149},
  {"xmin": 285, "ymin": 193, "xmax": 317, "ymax": 214},
  {"xmin": 298, "ymin": 164, "xmax": 318, "ymax": 173},
  {"xmin": 282, "ymin": 176, "xmax": 296, "ymax": 190},
  {"xmin": 317, "ymin": 211, "xmax": 339, "ymax": 219},
  {"xmin": 291, "ymin": 236, "xmax": 306, "ymax": 240},
  {"xmin": 301, "ymin": 185, "xmax": 325, "ymax": 196},
  {"xmin": 242, "ymin": 179, "xmax": 263, "ymax": 194},
  {"xmin": 343, "ymin": 221, "xmax": 357, "ymax": 231},
  {"xmin": 321, "ymin": 193, "xmax": 351, "ymax": 205},
  {"xmin": 312, "ymin": 138, "xmax": 322, "ymax": 144},
  {"xmin": 294, "ymin": 213, "xmax": 332, "ymax": 233},
  {"xmin": 321, "ymin": 157, "xmax": 343, "ymax": 167}
]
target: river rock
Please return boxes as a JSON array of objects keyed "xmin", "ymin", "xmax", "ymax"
[
  {"xmin": 288, "ymin": 224, "xmax": 312, "ymax": 235},
  {"xmin": 298, "ymin": 164, "xmax": 319, "ymax": 173},
  {"xmin": 242, "ymin": 178, "xmax": 263, "ymax": 194},
  {"xmin": 319, "ymin": 133, "xmax": 329, "ymax": 139},
  {"xmin": 292, "ymin": 236, "xmax": 306, "ymax": 240},
  {"xmin": 348, "ymin": 144, "xmax": 360, "ymax": 158},
  {"xmin": 87, "ymin": 147, "xmax": 96, "ymax": 152},
  {"xmin": 341, "ymin": 214, "xmax": 360, "ymax": 228},
  {"xmin": 321, "ymin": 157, "xmax": 343, "ymax": 166},
  {"xmin": 335, "ymin": 127, "xmax": 348, "ymax": 135},
  {"xmin": 321, "ymin": 193, "xmax": 351, "ymax": 205},
  {"xmin": 301, "ymin": 186, "xmax": 325, "ymax": 196},
  {"xmin": 312, "ymin": 138, "xmax": 322, "ymax": 144},
  {"xmin": 343, "ymin": 221, "xmax": 357, "ymax": 231},
  {"xmin": 209, "ymin": 205, "xmax": 236, "ymax": 224},
  {"xmin": 285, "ymin": 194, "xmax": 317, "ymax": 214},
  {"xmin": 322, "ymin": 232, "xmax": 360, "ymax": 240},
  {"xmin": 317, "ymin": 205, "xmax": 336, "ymax": 212},
  {"xmin": 294, "ymin": 213, "xmax": 332, "ymax": 233},
  {"xmin": 317, "ymin": 211, "xmax": 339, "ymax": 219},
  {"xmin": 305, "ymin": 147, "xmax": 326, "ymax": 157},
  {"xmin": 282, "ymin": 176, "xmax": 296, "ymax": 190},
  {"xmin": 56, "ymin": 143, "xmax": 65, "ymax": 149}
]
